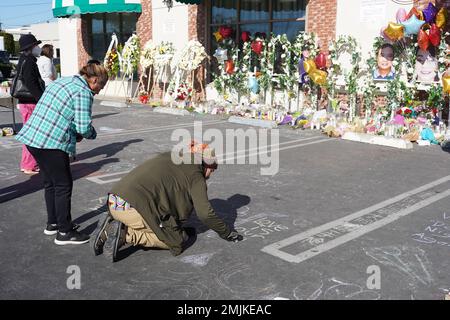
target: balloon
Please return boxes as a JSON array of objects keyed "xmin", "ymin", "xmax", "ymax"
[
  {"xmin": 417, "ymin": 29, "xmax": 430, "ymax": 51},
  {"xmin": 396, "ymin": 8, "xmax": 407, "ymax": 23},
  {"xmin": 219, "ymin": 26, "xmax": 233, "ymax": 39},
  {"xmin": 298, "ymin": 58, "xmax": 307, "ymax": 84},
  {"xmin": 251, "ymin": 40, "xmax": 263, "ymax": 55},
  {"xmin": 248, "ymin": 76, "xmax": 259, "ymax": 94},
  {"xmin": 303, "ymin": 59, "xmax": 317, "ymax": 74},
  {"xmin": 310, "ymin": 70, "xmax": 327, "ymax": 86},
  {"xmin": 225, "ymin": 60, "xmax": 234, "ymax": 74},
  {"xmin": 407, "ymin": 7, "xmax": 424, "ymax": 21},
  {"xmin": 443, "ymin": 75, "xmax": 450, "ymax": 94},
  {"xmin": 315, "ymin": 52, "xmax": 327, "ymax": 70},
  {"xmin": 436, "ymin": 8, "xmax": 448, "ymax": 29},
  {"xmin": 213, "ymin": 48, "xmax": 228, "ymax": 63},
  {"xmin": 429, "ymin": 24, "xmax": 441, "ymax": 46},
  {"xmin": 213, "ymin": 31, "xmax": 223, "ymax": 42},
  {"xmin": 423, "ymin": 2, "xmax": 438, "ymax": 24},
  {"xmin": 241, "ymin": 31, "xmax": 251, "ymax": 42},
  {"xmin": 384, "ymin": 22, "xmax": 404, "ymax": 40},
  {"xmin": 380, "ymin": 26, "xmax": 393, "ymax": 42},
  {"xmin": 401, "ymin": 15, "xmax": 425, "ymax": 35}
]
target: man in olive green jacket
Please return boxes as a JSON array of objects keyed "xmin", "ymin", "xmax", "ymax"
[{"xmin": 91, "ymin": 144, "xmax": 242, "ymax": 261}]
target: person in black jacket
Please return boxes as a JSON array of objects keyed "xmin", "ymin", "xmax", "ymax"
[{"xmin": 17, "ymin": 34, "xmax": 45, "ymax": 175}]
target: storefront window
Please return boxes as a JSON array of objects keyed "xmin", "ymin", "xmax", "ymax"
[
  {"xmin": 87, "ymin": 13, "xmax": 138, "ymax": 61},
  {"xmin": 209, "ymin": 0, "xmax": 307, "ymax": 52}
]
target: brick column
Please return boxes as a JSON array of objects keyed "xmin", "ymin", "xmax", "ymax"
[
  {"xmin": 77, "ymin": 16, "xmax": 91, "ymax": 69},
  {"xmin": 188, "ymin": 3, "xmax": 208, "ymax": 101},
  {"xmin": 136, "ymin": 0, "xmax": 152, "ymax": 47},
  {"xmin": 306, "ymin": 0, "xmax": 337, "ymax": 52}
]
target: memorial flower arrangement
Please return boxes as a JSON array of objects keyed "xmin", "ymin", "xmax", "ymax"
[
  {"xmin": 103, "ymin": 46, "xmax": 120, "ymax": 78},
  {"xmin": 140, "ymin": 40, "xmax": 158, "ymax": 69},
  {"xmin": 171, "ymin": 82, "xmax": 193, "ymax": 101},
  {"xmin": 174, "ymin": 40, "xmax": 207, "ymax": 72},
  {"xmin": 121, "ymin": 34, "xmax": 140, "ymax": 77}
]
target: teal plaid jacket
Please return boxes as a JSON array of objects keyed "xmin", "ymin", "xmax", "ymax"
[{"xmin": 16, "ymin": 75, "xmax": 97, "ymax": 155}]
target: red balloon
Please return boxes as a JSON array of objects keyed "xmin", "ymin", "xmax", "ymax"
[
  {"xmin": 219, "ymin": 26, "xmax": 233, "ymax": 39},
  {"xmin": 407, "ymin": 7, "xmax": 424, "ymax": 20},
  {"xmin": 241, "ymin": 31, "xmax": 251, "ymax": 42},
  {"xmin": 314, "ymin": 52, "xmax": 327, "ymax": 70},
  {"xmin": 418, "ymin": 29, "xmax": 430, "ymax": 51},
  {"xmin": 251, "ymin": 40, "xmax": 263, "ymax": 55},
  {"xmin": 225, "ymin": 60, "xmax": 235, "ymax": 74},
  {"xmin": 429, "ymin": 24, "xmax": 441, "ymax": 46}
]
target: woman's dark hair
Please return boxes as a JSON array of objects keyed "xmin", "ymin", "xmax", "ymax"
[{"xmin": 41, "ymin": 44, "xmax": 54, "ymax": 58}]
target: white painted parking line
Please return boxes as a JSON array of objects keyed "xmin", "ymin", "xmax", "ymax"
[{"xmin": 261, "ymin": 175, "xmax": 450, "ymax": 263}]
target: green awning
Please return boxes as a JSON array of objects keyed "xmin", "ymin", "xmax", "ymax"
[
  {"xmin": 52, "ymin": 0, "xmax": 142, "ymax": 18},
  {"xmin": 176, "ymin": 0, "xmax": 203, "ymax": 3}
]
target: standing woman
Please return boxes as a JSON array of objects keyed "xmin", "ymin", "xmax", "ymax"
[
  {"xmin": 16, "ymin": 63, "xmax": 108, "ymax": 245},
  {"xmin": 37, "ymin": 44, "xmax": 57, "ymax": 86},
  {"xmin": 16, "ymin": 34, "xmax": 45, "ymax": 175}
]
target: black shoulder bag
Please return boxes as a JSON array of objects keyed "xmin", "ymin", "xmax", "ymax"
[{"xmin": 11, "ymin": 59, "xmax": 44, "ymax": 100}]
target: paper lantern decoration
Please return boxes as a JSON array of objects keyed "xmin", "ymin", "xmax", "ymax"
[
  {"xmin": 384, "ymin": 22, "xmax": 404, "ymax": 40},
  {"xmin": 443, "ymin": 75, "xmax": 450, "ymax": 94},
  {"xmin": 303, "ymin": 59, "xmax": 317, "ymax": 74},
  {"xmin": 418, "ymin": 29, "xmax": 430, "ymax": 51},
  {"xmin": 436, "ymin": 8, "xmax": 448, "ymax": 29},
  {"xmin": 315, "ymin": 52, "xmax": 327, "ymax": 70},
  {"xmin": 429, "ymin": 24, "xmax": 441, "ymax": 46},
  {"xmin": 241, "ymin": 31, "xmax": 251, "ymax": 42},
  {"xmin": 396, "ymin": 8, "xmax": 407, "ymax": 23},
  {"xmin": 401, "ymin": 15, "xmax": 425, "ymax": 35},
  {"xmin": 310, "ymin": 70, "xmax": 327, "ymax": 86},
  {"xmin": 423, "ymin": 2, "xmax": 438, "ymax": 24},
  {"xmin": 213, "ymin": 48, "xmax": 228, "ymax": 63},
  {"xmin": 225, "ymin": 60, "xmax": 235, "ymax": 74},
  {"xmin": 251, "ymin": 40, "xmax": 263, "ymax": 55},
  {"xmin": 248, "ymin": 76, "xmax": 259, "ymax": 94}
]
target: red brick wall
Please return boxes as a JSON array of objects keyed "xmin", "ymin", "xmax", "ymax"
[
  {"xmin": 136, "ymin": 0, "xmax": 152, "ymax": 48},
  {"xmin": 77, "ymin": 17, "xmax": 91, "ymax": 70},
  {"xmin": 307, "ymin": 0, "xmax": 337, "ymax": 51}
]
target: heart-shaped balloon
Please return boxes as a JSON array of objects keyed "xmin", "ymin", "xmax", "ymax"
[
  {"xmin": 401, "ymin": 15, "xmax": 425, "ymax": 35},
  {"xmin": 396, "ymin": 8, "xmax": 407, "ymax": 23},
  {"xmin": 384, "ymin": 22, "xmax": 405, "ymax": 40},
  {"xmin": 310, "ymin": 70, "xmax": 327, "ymax": 86},
  {"xmin": 315, "ymin": 52, "xmax": 327, "ymax": 70},
  {"xmin": 417, "ymin": 29, "xmax": 430, "ymax": 51},
  {"xmin": 436, "ymin": 7, "xmax": 448, "ymax": 29},
  {"xmin": 429, "ymin": 24, "xmax": 441, "ymax": 46},
  {"xmin": 241, "ymin": 31, "xmax": 251, "ymax": 42},
  {"xmin": 225, "ymin": 60, "xmax": 235, "ymax": 74},
  {"xmin": 251, "ymin": 40, "xmax": 263, "ymax": 55},
  {"xmin": 443, "ymin": 75, "xmax": 450, "ymax": 94},
  {"xmin": 303, "ymin": 59, "xmax": 317, "ymax": 74},
  {"xmin": 423, "ymin": 2, "xmax": 438, "ymax": 24}
]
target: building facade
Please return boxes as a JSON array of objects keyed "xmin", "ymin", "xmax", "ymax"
[{"xmin": 55, "ymin": 0, "xmax": 446, "ymax": 76}]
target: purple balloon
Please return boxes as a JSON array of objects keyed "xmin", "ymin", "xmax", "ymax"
[
  {"xmin": 298, "ymin": 58, "xmax": 306, "ymax": 84},
  {"xmin": 423, "ymin": 2, "xmax": 438, "ymax": 24}
]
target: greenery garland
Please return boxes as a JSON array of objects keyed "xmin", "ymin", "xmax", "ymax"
[{"xmin": 267, "ymin": 34, "xmax": 295, "ymax": 97}]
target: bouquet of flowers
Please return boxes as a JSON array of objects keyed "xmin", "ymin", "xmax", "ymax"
[
  {"xmin": 139, "ymin": 89, "xmax": 149, "ymax": 104},
  {"xmin": 140, "ymin": 40, "xmax": 158, "ymax": 69},
  {"xmin": 103, "ymin": 47, "xmax": 120, "ymax": 78},
  {"xmin": 121, "ymin": 34, "xmax": 140, "ymax": 77},
  {"xmin": 171, "ymin": 82, "xmax": 193, "ymax": 101},
  {"xmin": 173, "ymin": 40, "xmax": 207, "ymax": 72}
]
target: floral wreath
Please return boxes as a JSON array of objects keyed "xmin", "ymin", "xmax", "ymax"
[
  {"xmin": 140, "ymin": 40, "xmax": 158, "ymax": 70},
  {"xmin": 121, "ymin": 34, "xmax": 140, "ymax": 77}
]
